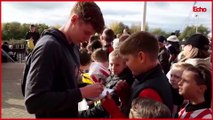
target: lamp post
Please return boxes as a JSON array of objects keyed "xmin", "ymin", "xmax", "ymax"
[
  {"xmin": 141, "ymin": 2, "xmax": 147, "ymax": 31},
  {"xmin": 195, "ymin": 14, "xmax": 198, "ymax": 33},
  {"xmin": 193, "ymin": 1, "xmax": 198, "ymax": 33}
]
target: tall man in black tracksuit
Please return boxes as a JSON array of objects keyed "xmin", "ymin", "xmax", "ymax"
[{"xmin": 24, "ymin": 2, "xmax": 105, "ymax": 118}]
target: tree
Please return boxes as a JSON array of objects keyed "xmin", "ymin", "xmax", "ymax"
[
  {"xmin": 37, "ymin": 24, "xmax": 49, "ymax": 33},
  {"xmin": 2, "ymin": 22, "xmax": 49, "ymax": 41},
  {"xmin": 179, "ymin": 25, "xmax": 209, "ymax": 40},
  {"xmin": 20, "ymin": 23, "xmax": 30, "ymax": 39},
  {"xmin": 108, "ymin": 21, "xmax": 128, "ymax": 35},
  {"xmin": 2, "ymin": 23, "xmax": 11, "ymax": 40},
  {"xmin": 196, "ymin": 25, "xmax": 209, "ymax": 35},
  {"xmin": 145, "ymin": 23, "xmax": 149, "ymax": 32},
  {"xmin": 53, "ymin": 24, "xmax": 61, "ymax": 29},
  {"xmin": 2, "ymin": 22, "xmax": 22, "ymax": 40},
  {"xmin": 130, "ymin": 24, "xmax": 141, "ymax": 33},
  {"xmin": 150, "ymin": 28, "xmax": 169, "ymax": 37},
  {"xmin": 129, "ymin": 23, "xmax": 149, "ymax": 34}
]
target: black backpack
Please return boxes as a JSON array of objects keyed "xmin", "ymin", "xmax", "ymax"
[
  {"xmin": 21, "ymin": 31, "xmax": 57, "ymax": 97},
  {"xmin": 21, "ymin": 53, "xmax": 32, "ymax": 96}
]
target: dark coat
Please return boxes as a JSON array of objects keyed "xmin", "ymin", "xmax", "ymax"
[{"xmin": 25, "ymin": 28, "xmax": 82, "ymax": 118}]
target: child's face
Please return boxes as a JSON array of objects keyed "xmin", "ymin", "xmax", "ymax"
[
  {"xmin": 169, "ymin": 69, "xmax": 182, "ymax": 89},
  {"xmin": 178, "ymin": 70, "xmax": 201, "ymax": 99},
  {"xmin": 122, "ymin": 54, "xmax": 142, "ymax": 75},
  {"xmin": 109, "ymin": 57, "xmax": 126, "ymax": 75}
]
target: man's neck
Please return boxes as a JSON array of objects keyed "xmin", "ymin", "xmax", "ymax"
[{"xmin": 59, "ymin": 25, "xmax": 74, "ymax": 44}]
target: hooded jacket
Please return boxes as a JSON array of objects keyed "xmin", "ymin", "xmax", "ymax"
[
  {"xmin": 25, "ymin": 28, "xmax": 82, "ymax": 118},
  {"xmin": 185, "ymin": 57, "xmax": 212, "ymax": 72}
]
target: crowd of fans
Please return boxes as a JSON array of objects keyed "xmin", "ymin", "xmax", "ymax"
[
  {"xmin": 76, "ymin": 28, "xmax": 212, "ymax": 118},
  {"xmin": 2, "ymin": 2, "xmax": 212, "ymax": 118}
]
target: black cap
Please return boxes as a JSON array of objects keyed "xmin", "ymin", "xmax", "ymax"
[
  {"xmin": 181, "ymin": 34, "xmax": 209, "ymax": 50},
  {"xmin": 157, "ymin": 36, "xmax": 167, "ymax": 43}
]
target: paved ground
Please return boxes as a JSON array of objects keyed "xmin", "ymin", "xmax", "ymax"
[{"xmin": 2, "ymin": 63, "xmax": 34, "ymax": 118}]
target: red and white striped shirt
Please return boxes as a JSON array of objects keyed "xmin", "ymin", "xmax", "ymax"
[
  {"xmin": 179, "ymin": 105, "xmax": 212, "ymax": 118},
  {"xmin": 89, "ymin": 62, "xmax": 110, "ymax": 83}
]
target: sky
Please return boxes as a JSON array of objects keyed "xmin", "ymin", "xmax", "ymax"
[{"xmin": 1, "ymin": 1, "xmax": 212, "ymax": 32}]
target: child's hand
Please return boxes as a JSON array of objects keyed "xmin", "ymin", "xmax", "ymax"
[
  {"xmin": 115, "ymin": 80, "xmax": 129, "ymax": 94},
  {"xmin": 101, "ymin": 92, "xmax": 111, "ymax": 105},
  {"xmin": 101, "ymin": 92, "xmax": 117, "ymax": 112},
  {"xmin": 101, "ymin": 92, "xmax": 126, "ymax": 118},
  {"xmin": 114, "ymin": 80, "xmax": 131, "ymax": 106}
]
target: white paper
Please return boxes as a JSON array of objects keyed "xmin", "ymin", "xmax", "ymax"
[
  {"xmin": 78, "ymin": 98, "xmax": 89, "ymax": 111},
  {"xmin": 88, "ymin": 88, "xmax": 114, "ymax": 101}
]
